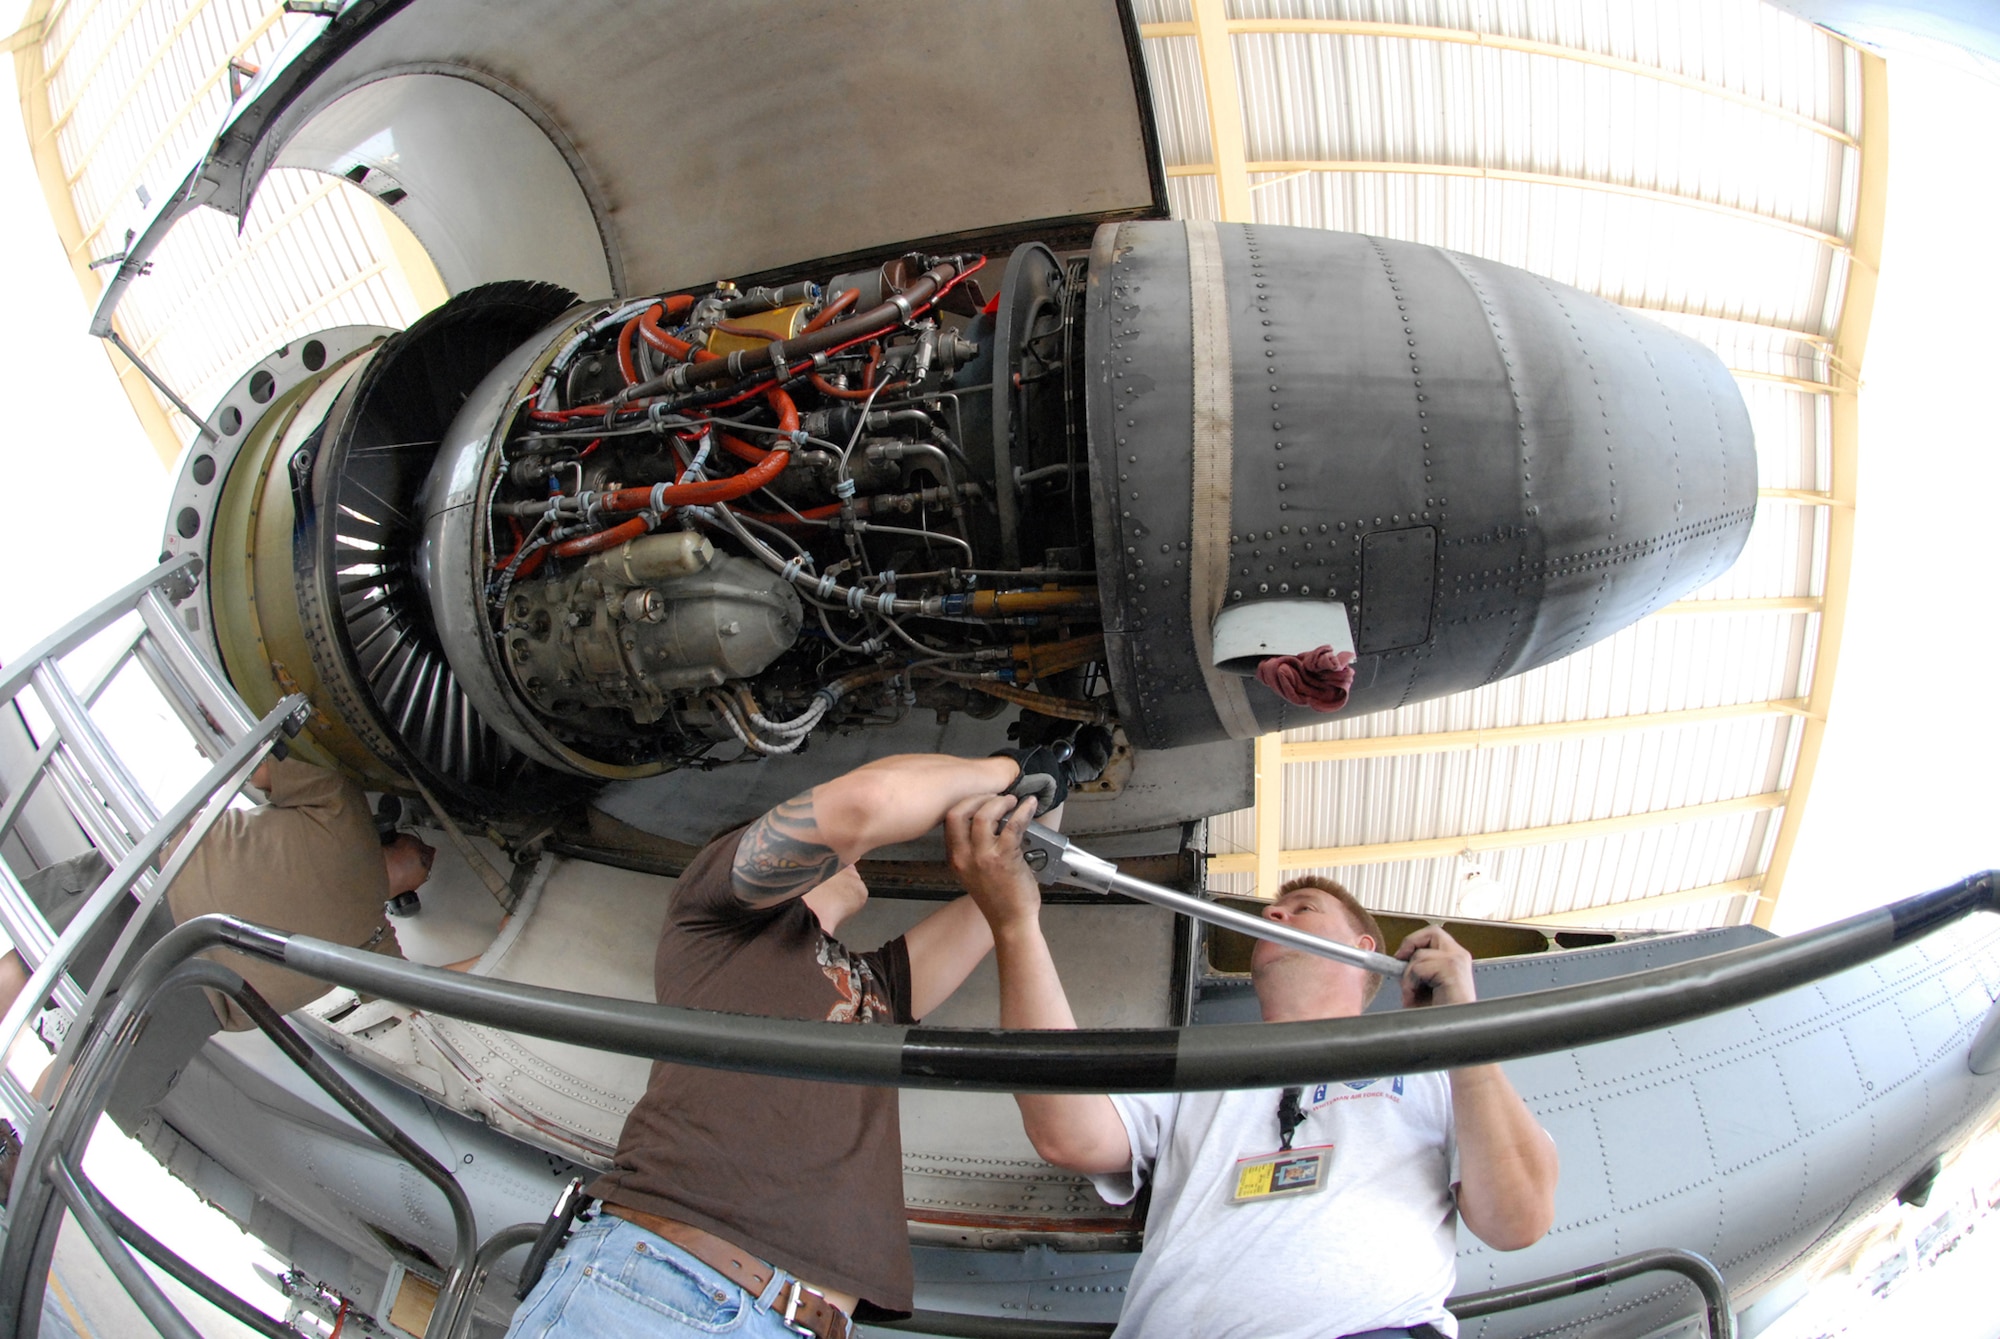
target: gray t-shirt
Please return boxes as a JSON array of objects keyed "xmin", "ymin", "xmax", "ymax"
[{"xmin": 1093, "ymin": 1074, "xmax": 1460, "ymax": 1338}]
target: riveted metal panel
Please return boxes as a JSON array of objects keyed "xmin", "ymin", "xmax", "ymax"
[{"xmin": 1090, "ymin": 219, "xmax": 1756, "ymax": 747}]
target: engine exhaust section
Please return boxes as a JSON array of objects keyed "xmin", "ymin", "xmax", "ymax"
[{"xmin": 162, "ymin": 221, "xmax": 1755, "ymax": 814}]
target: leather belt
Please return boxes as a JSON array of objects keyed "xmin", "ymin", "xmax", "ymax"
[{"xmin": 603, "ymin": 1203, "xmax": 850, "ymax": 1339}]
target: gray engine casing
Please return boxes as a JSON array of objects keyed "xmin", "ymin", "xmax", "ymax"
[{"xmin": 1085, "ymin": 220, "xmax": 1757, "ymax": 748}]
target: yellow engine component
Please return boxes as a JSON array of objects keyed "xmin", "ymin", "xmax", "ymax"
[{"xmin": 704, "ymin": 302, "xmax": 813, "ymax": 357}]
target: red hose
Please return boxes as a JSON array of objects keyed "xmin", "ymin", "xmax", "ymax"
[
  {"xmin": 802, "ymin": 288, "xmax": 859, "ymax": 334},
  {"xmin": 598, "ymin": 443, "xmax": 791, "ymax": 513},
  {"xmin": 552, "ymin": 515, "xmax": 651, "ymax": 559},
  {"xmin": 716, "ymin": 386, "xmax": 798, "ymax": 464},
  {"xmin": 616, "ymin": 310, "xmax": 648, "ymax": 384}
]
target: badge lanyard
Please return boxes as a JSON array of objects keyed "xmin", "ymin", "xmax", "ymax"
[
  {"xmin": 1276, "ymin": 1086, "xmax": 1306, "ymax": 1150},
  {"xmin": 1231, "ymin": 1085, "xmax": 1331, "ymax": 1203}
]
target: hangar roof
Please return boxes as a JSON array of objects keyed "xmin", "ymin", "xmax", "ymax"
[{"xmin": 10, "ymin": 0, "xmax": 1874, "ymax": 932}]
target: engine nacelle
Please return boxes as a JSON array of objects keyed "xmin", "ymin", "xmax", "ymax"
[{"xmin": 161, "ymin": 222, "xmax": 1756, "ymax": 814}]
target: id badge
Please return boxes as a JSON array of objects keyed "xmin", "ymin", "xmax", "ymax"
[{"xmin": 1230, "ymin": 1143, "xmax": 1333, "ymax": 1203}]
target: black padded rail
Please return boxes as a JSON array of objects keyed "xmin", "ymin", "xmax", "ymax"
[{"xmin": 113, "ymin": 871, "xmax": 1998, "ymax": 1096}]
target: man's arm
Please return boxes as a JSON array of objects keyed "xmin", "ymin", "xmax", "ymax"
[
  {"xmin": 730, "ymin": 753, "xmax": 1020, "ymax": 908},
  {"xmin": 901, "ymin": 803, "xmax": 1069, "ymax": 1020},
  {"xmin": 1398, "ymin": 926, "xmax": 1560, "ymax": 1250},
  {"xmin": 945, "ymin": 793, "xmax": 1131, "ymax": 1174}
]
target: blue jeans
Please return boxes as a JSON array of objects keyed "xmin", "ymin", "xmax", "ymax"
[{"xmin": 504, "ymin": 1215, "xmax": 826, "ymax": 1337}]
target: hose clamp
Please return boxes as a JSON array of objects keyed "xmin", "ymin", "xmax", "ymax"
[
  {"xmin": 888, "ymin": 293, "xmax": 915, "ymax": 323},
  {"xmin": 767, "ymin": 342, "xmax": 790, "ymax": 382}
]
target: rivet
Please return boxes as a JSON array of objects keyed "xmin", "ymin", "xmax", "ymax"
[
  {"xmin": 1258, "ymin": 583, "xmax": 1269, "ymax": 593},
  {"xmin": 1279, "ymin": 582, "xmax": 1290, "ymax": 593}
]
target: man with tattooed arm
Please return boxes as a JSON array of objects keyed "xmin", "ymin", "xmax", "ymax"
[{"xmin": 505, "ymin": 749, "xmax": 1072, "ymax": 1339}]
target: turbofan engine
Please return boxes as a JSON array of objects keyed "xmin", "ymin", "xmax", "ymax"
[{"xmin": 162, "ymin": 222, "xmax": 1756, "ymax": 814}]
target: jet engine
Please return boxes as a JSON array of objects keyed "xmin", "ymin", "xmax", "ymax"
[{"xmin": 163, "ymin": 221, "xmax": 1756, "ymax": 813}]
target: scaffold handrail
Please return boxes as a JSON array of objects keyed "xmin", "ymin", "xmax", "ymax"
[
  {"xmin": 87, "ymin": 869, "xmax": 2000, "ymax": 1098},
  {"xmin": 0, "ymin": 554, "xmax": 304, "ymax": 1143}
]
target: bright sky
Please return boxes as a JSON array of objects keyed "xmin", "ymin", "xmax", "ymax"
[{"xmin": 0, "ymin": 13, "xmax": 1993, "ymax": 1339}]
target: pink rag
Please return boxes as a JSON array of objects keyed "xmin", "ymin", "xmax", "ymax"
[{"xmin": 1255, "ymin": 646, "xmax": 1357, "ymax": 713}]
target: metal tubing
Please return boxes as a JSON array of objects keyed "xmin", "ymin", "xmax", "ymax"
[
  {"xmin": 30, "ymin": 662, "xmax": 160, "ymax": 838},
  {"xmin": 103, "ymin": 330, "xmax": 220, "ymax": 441},
  {"xmin": 0, "ymin": 555, "xmax": 201, "ymax": 707},
  {"xmin": 1022, "ymin": 823, "xmax": 1407, "ymax": 978},
  {"xmin": 130, "ymin": 873, "xmax": 1997, "ymax": 1094},
  {"xmin": 47, "ymin": 1157, "xmax": 208, "ymax": 1339},
  {"xmin": 0, "ymin": 699, "xmax": 300, "ymax": 1112},
  {"xmin": 219, "ymin": 985, "xmax": 480, "ymax": 1339},
  {"xmin": 42, "ymin": 746, "xmax": 138, "ymax": 860},
  {"xmin": 874, "ymin": 1315, "xmax": 1115, "ymax": 1338},
  {"xmin": 875, "ymin": 1247, "xmax": 1735, "ymax": 1338},
  {"xmin": 137, "ymin": 589, "xmax": 258, "ymax": 738},
  {"xmin": 0, "ymin": 619, "xmax": 143, "ymax": 848},
  {"xmin": 448, "ymin": 1224, "xmax": 540, "ymax": 1339},
  {"xmin": 1447, "ymin": 1247, "xmax": 1733, "ymax": 1338},
  {"xmin": 131, "ymin": 638, "xmax": 232, "ymax": 760},
  {"xmin": 77, "ymin": 1174, "xmax": 310, "ymax": 1339}
]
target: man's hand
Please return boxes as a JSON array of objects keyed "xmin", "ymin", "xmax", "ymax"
[
  {"xmin": 991, "ymin": 746, "xmax": 1073, "ymax": 813},
  {"xmin": 1400, "ymin": 928, "xmax": 1559, "ymax": 1250},
  {"xmin": 1397, "ymin": 925, "xmax": 1476, "ymax": 1008},
  {"xmin": 945, "ymin": 793, "xmax": 1042, "ymax": 935}
]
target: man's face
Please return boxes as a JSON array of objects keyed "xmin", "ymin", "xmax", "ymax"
[
  {"xmin": 1251, "ymin": 887, "xmax": 1373, "ymax": 970},
  {"xmin": 383, "ymin": 834, "xmax": 437, "ymax": 896}
]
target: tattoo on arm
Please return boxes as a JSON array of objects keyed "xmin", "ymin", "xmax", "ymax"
[{"xmin": 731, "ymin": 793, "xmax": 842, "ymax": 907}]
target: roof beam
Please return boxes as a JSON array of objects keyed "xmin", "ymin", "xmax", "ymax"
[
  {"xmin": 59, "ymin": 0, "xmax": 221, "ymax": 184},
  {"xmin": 11, "ymin": 0, "xmax": 180, "ymax": 467},
  {"xmin": 1252, "ymin": 733, "xmax": 1283, "ymax": 898},
  {"xmin": 1167, "ymin": 160, "xmax": 1849, "ymax": 253},
  {"xmin": 1188, "ymin": 0, "xmax": 1253, "ymax": 224},
  {"xmin": 44, "ymin": 0, "xmax": 152, "ymax": 134},
  {"xmin": 1282, "ymin": 699, "xmax": 1812, "ymax": 764},
  {"xmin": 1206, "ymin": 791, "xmax": 1786, "ymax": 875},
  {"xmin": 69, "ymin": 4, "xmax": 289, "ymax": 252},
  {"xmin": 133, "ymin": 174, "xmax": 346, "ymax": 359},
  {"xmin": 1753, "ymin": 52, "xmax": 1885, "ymax": 929},
  {"xmin": 1139, "ymin": 19, "xmax": 1856, "ymax": 149},
  {"xmin": 1617, "ymin": 303, "xmax": 1835, "ymax": 349},
  {"xmin": 1522, "ymin": 877, "xmax": 1764, "ymax": 927},
  {"xmin": 1734, "ymin": 369, "xmax": 1840, "ymax": 395},
  {"xmin": 1653, "ymin": 597, "xmax": 1820, "ymax": 617},
  {"xmin": 38, "ymin": 0, "xmax": 111, "ymax": 83},
  {"xmin": 1759, "ymin": 489, "xmax": 1845, "ymax": 508}
]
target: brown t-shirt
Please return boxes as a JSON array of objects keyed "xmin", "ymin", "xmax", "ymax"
[
  {"xmin": 589, "ymin": 826, "xmax": 916, "ymax": 1314},
  {"xmin": 164, "ymin": 758, "xmax": 398, "ymax": 1029}
]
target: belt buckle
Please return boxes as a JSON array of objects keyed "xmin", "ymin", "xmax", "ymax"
[{"xmin": 780, "ymin": 1279, "xmax": 826, "ymax": 1336}]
